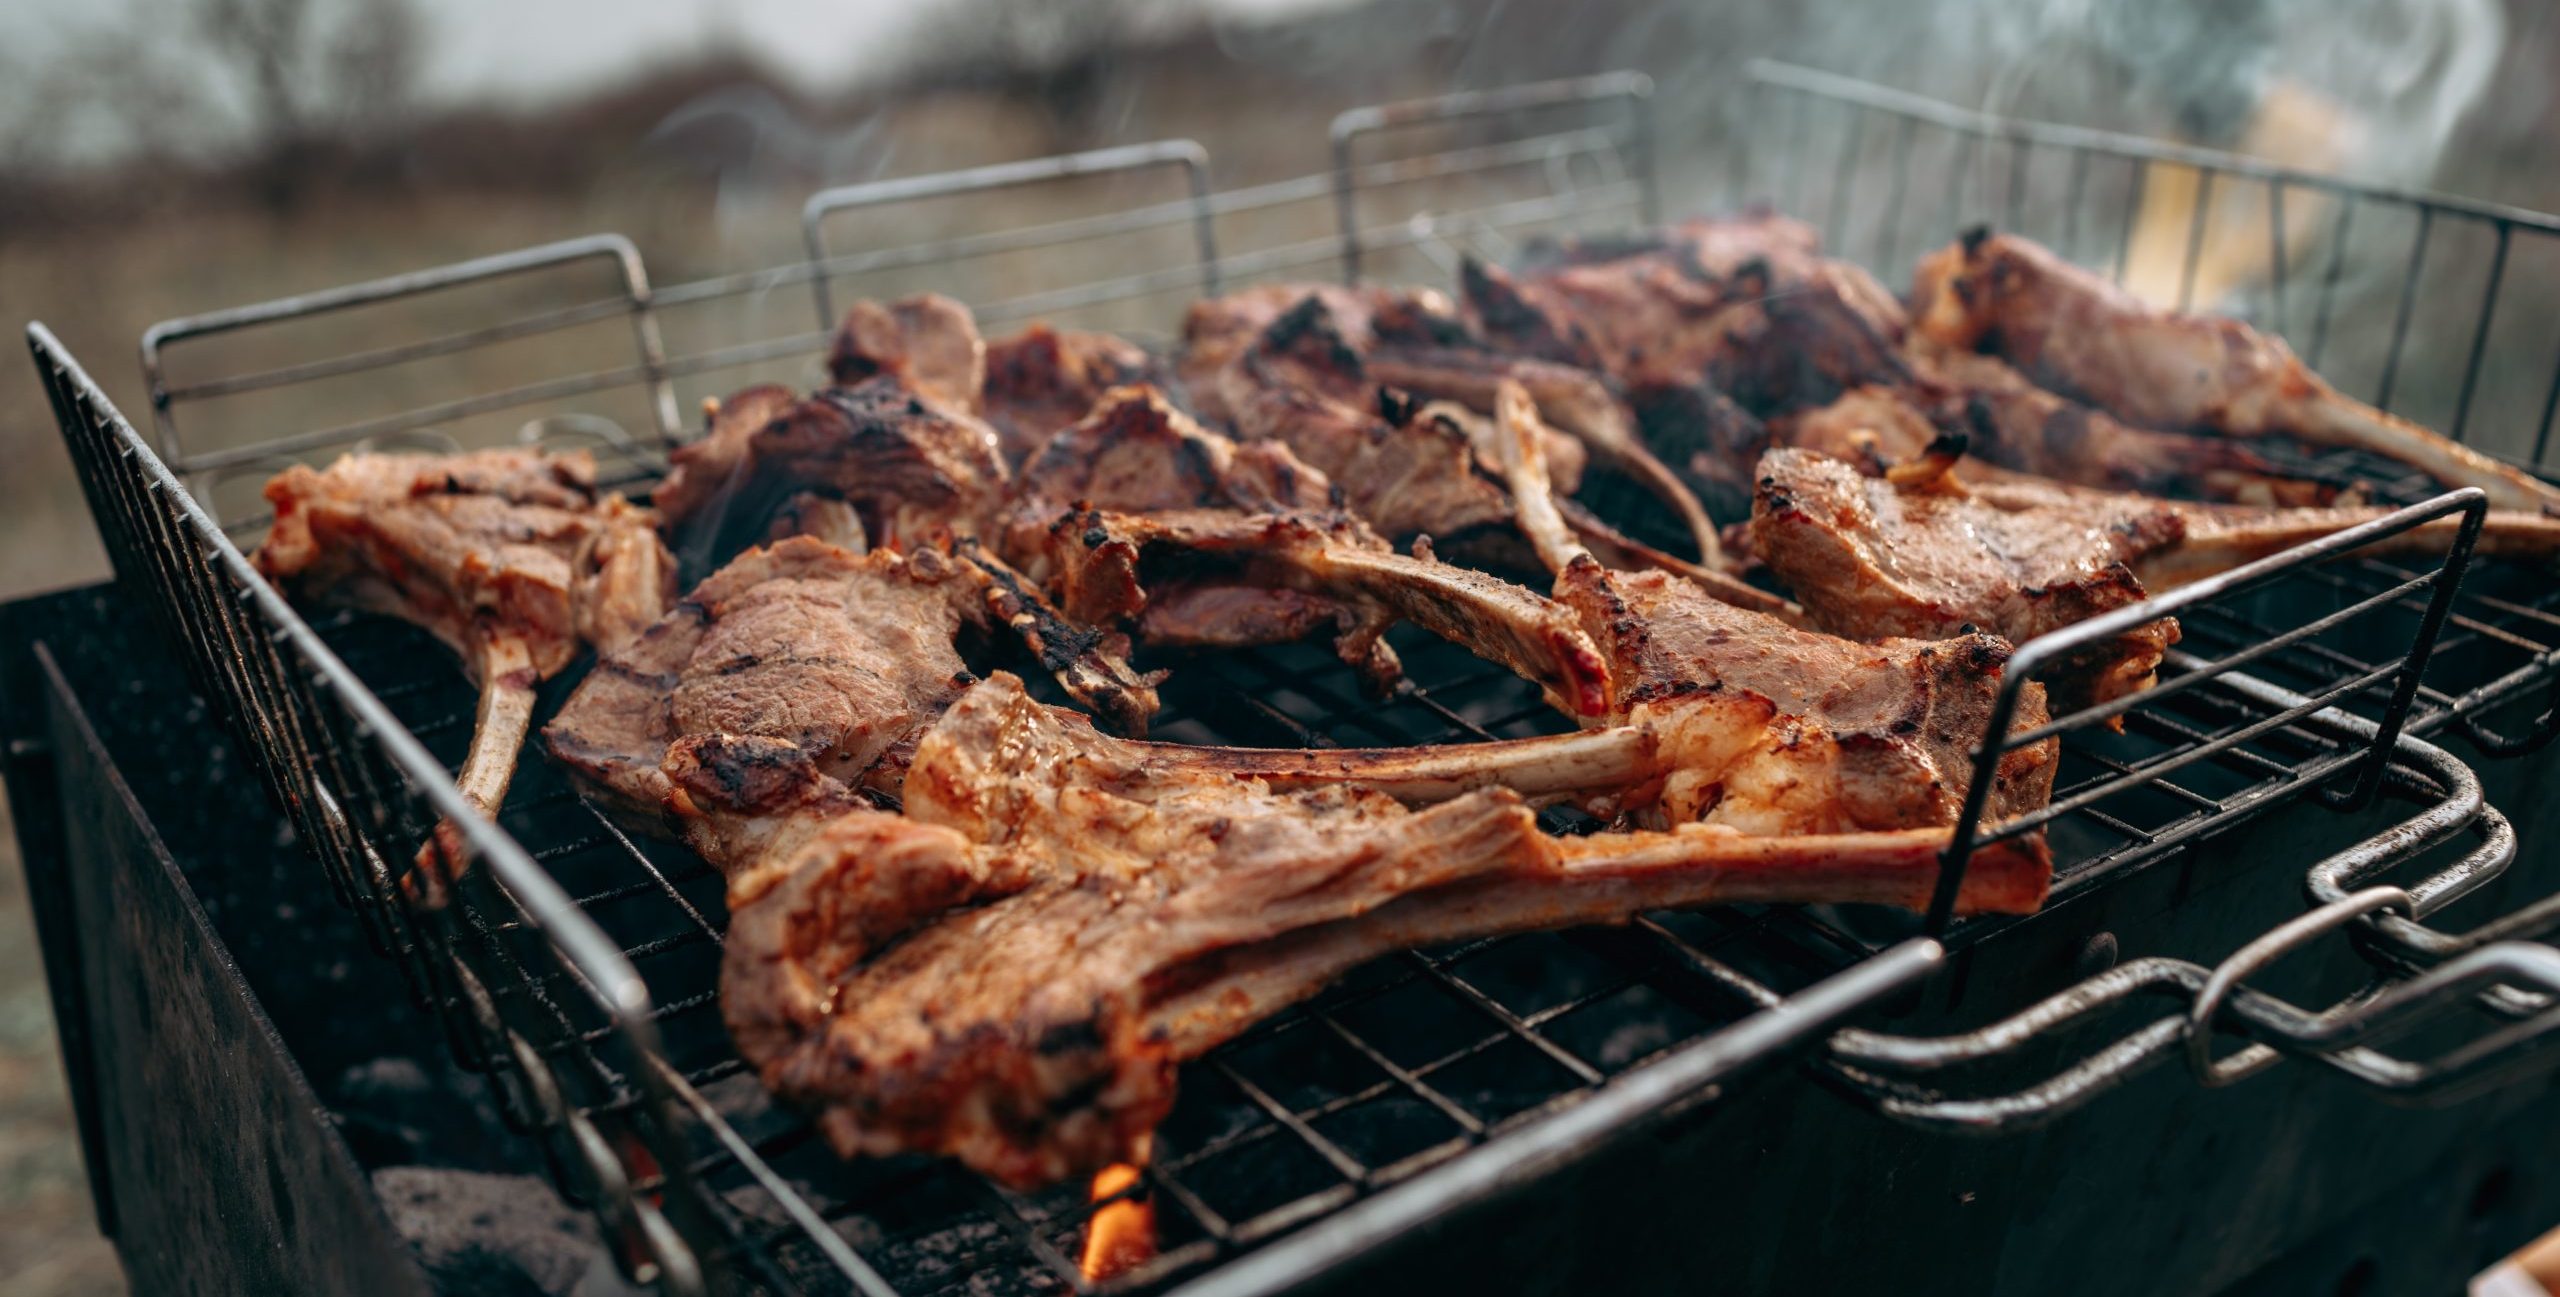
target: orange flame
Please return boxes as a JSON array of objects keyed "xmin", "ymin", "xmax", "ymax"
[{"xmin": 1078, "ymin": 1163, "xmax": 1156, "ymax": 1282}]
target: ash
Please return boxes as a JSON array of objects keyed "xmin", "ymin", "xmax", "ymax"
[{"xmin": 373, "ymin": 1166, "xmax": 640, "ymax": 1297}]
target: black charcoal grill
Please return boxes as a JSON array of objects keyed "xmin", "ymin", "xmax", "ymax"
[{"xmin": 18, "ymin": 64, "xmax": 2560, "ymax": 1297}]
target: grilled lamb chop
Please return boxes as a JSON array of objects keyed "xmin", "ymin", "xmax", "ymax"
[
  {"xmin": 1177, "ymin": 282, "xmax": 1462, "ymax": 426},
  {"xmin": 1910, "ymin": 229, "xmax": 2560, "ymax": 515},
  {"xmin": 1000, "ymin": 384, "xmax": 1336, "ymax": 554},
  {"xmin": 1961, "ymin": 475, "xmax": 2560, "ymax": 589},
  {"xmin": 997, "ymin": 383, "xmax": 1440, "ymax": 684},
  {"xmin": 1463, "ymin": 230, "xmax": 1908, "ymax": 412},
  {"xmin": 722, "ymin": 672, "xmax": 2051, "ymax": 1187},
  {"xmin": 1545, "ymin": 552, "xmax": 2056, "ymax": 835},
  {"xmin": 824, "ymin": 293, "xmax": 985, "ymax": 413},
  {"xmin": 1453, "ymin": 384, "xmax": 2052, "ymax": 833},
  {"xmin": 1748, "ymin": 445, "xmax": 2560, "ymax": 713},
  {"xmin": 1463, "ymin": 213, "xmax": 1827, "ymax": 379},
  {"xmin": 542, "ymin": 536, "xmax": 1162, "ymax": 852},
  {"xmin": 1751, "ymin": 445, "xmax": 2183, "ymax": 714},
  {"xmin": 258, "ymin": 448, "xmax": 674, "ymax": 899},
  {"xmin": 982, "ymin": 324, "xmax": 1172, "ymax": 466},
  {"xmin": 1908, "ymin": 343, "xmax": 2342, "ymax": 507},
  {"xmin": 1473, "ymin": 222, "xmax": 2351, "ymax": 510},
  {"xmin": 1221, "ymin": 352, "xmax": 1518, "ymax": 544},
  {"xmin": 654, "ymin": 377, "xmax": 1010, "ymax": 566}
]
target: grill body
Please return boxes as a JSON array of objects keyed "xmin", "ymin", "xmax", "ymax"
[{"xmin": 14, "ymin": 62, "xmax": 2560, "ymax": 1296}]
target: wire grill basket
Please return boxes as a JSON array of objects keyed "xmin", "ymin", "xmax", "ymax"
[{"xmin": 24, "ymin": 63, "xmax": 2560, "ymax": 1296}]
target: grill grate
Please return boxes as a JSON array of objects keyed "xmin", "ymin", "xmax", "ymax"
[
  {"xmin": 314, "ymin": 492, "xmax": 2472, "ymax": 1294},
  {"xmin": 30, "ymin": 64, "xmax": 2560, "ymax": 1297},
  {"xmin": 330, "ymin": 605, "xmax": 1907, "ymax": 1295}
]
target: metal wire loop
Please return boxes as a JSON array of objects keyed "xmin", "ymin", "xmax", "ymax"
[{"xmin": 2184, "ymin": 886, "xmax": 2411, "ymax": 1087}]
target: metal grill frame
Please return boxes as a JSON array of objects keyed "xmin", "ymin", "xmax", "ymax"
[{"xmin": 25, "ymin": 66, "xmax": 2560, "ymax": 1297}]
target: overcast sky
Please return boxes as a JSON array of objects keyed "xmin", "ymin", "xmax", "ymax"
[{"xmin": 12, "ymin": 0, "xmax": 1352, "ymax": 107}]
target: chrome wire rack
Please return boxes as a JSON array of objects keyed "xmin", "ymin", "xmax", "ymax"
[{"xmin": 29, "ymin": 66, "xmax": 2560, "ymax": 1297}]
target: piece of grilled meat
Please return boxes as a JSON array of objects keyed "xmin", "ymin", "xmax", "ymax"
[
  {"xmin": 655, "ymin": 377, "xmax": 1010, "ymax": 565},
  {"xmin": 1020, "ymin": 506, "xmax": 1615, "ymax": 721},
  {"xmin": 1177, "ymin": 282, "xmax": 1462, "ymax": 426},
  {"xmin": 982, "ymin": 324, "xmax": 1172, "ymax": 466},
  {"xmin": 542, "ymin": 536, "xmax": 1163, "ymax": 852},
  {"xmin": 722, "ymin": 671, "xmax": 2051, "ymax": 1187},
  {"xmin": 1463, "ymin": 213, "xmax": 1828, "ymax": 381},
  {"xmin": 1464, "ymin": 229, "xmax": 1908, "ymax": 413},
  {"xmin": 1475, "ymin": 220, "xmax": 2348, "ymax": 510},
  {"xmin": 259, "ymin": 448, "xmax": 674, "ymax": 899},
  {"xmin": 1750, "ymin": 446, "xmax": 2183, "ymax": 716},
  {"xmin": 657, "ymin": 295, "xmax": 1010, "ymax": 566},
  {"xmin": 825, "ymin": 293, "xmax": 985, "ymax": 414},
  {"xmin": 1545, "ymin": 553, "xmax": 2056, "ymax": 834},
  {"xmin": 998, "ymin": 383, "xmax": 1435, "ymax": 684},
  {"xmin": 1958, "ymin": 475, "xmax": 2560, "ymax": 589},
  {"xmin": 1910, "ymin": 228, "xmax": 2560, "ymax": 515},
  {"xmin": 1449, "ymin": 386, "xmax": 2051, "ymax": 833},
  {"xmin": 1192, "ymin": 285, "xmax": 1723, "ymax": 566},
  {"xmin": 1753, "ymin": 443, "xmax": 2560, "ymax": 715}
]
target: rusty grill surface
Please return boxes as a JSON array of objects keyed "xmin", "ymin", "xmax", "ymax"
[{"xmin": 26, "ymin": 63, "xmax": 2560, "ymax": 1297}]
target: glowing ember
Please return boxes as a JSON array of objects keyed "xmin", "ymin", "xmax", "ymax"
[{"xmin": 1078, "ymin": 1162, "xmax": 1157, "ymax": 1282}]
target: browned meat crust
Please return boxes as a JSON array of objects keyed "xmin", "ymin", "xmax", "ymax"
[
  {"xmin": 1202, "ymin": 287, "xmax": 1722, "ymax": 564},
  {"xmin": 1018, "ymin": 507, "xmax": 1615, "ymax": 720},
  {"xmin": 655, "ymin": 377, "xmax": 1010, "ymax": 564},
  {"xmin": 982, "ymin": 324, "xmax": 1172, "ymax": 466},
  {"xmin": 825, "ymin": 293, "xmax": 985, "ymax": 413},
  {"xmin": 1551, "ymin": 556, "xmax": 2057, "ymax": 834},
  {"xmin": 259, "ymin": 447, "xmax": 674, "ymax": 898},
  {"xmin": 721, "ymin": 672, "xmax": 2050, "ymax": 1187},
  {"xmin": 1910, "ymin": 229, "xmax": 2560, "ymax": 515},
  {"xmin": 1749, "ymin": 447, "xmax": 2183, "ymax": 715},
  {"xmin": 542, "ymin": 537, "xmax": 1161, "ymax": 857}
]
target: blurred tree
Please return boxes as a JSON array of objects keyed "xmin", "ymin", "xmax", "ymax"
[
  {"xmin": 890, "ymin": 0, "xmax": 1187, "ymax": 147},
  {"xmin": 192, "ymin": 0, "xmax": 424, "ymax": 208}
]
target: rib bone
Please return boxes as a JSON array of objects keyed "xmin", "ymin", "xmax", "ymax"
[{"xmin": 258, "ymin": 448, "xmax": 674, "ymax": 900}]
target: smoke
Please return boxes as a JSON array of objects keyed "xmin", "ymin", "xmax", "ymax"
[{"xmin": 1941, "ymin": 0, "xmax": 2504, "ymax": 187}]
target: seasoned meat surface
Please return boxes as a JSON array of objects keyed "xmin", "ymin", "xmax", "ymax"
[
  {"xmin": 543, "ymin": 537, "xmax": 1161, "ymax": 859},
  {"xmin": 260, "ymin": 447, "xmax": 674, "ymax": 898},
  {"xmin": 1176, "ymin": 281, "xmax": 1462, "ymax": 425},
  {"xmin": 261, "ymin": 447, "xmax": 670, "ymax": 671},
  {"xmin": 722, "ymin": 672, "xmax": 2050, "ymax": 1187},
  {"xmin": 1552, "ymin": 556, "xmax": 2057, "ymax": 833},
  {"xmin": 655, "ymin": 376, "xmax": 1010, "ymax": 563},
  {"xmin": 1205, "ymin": 288, "xmax": 1720, "ymax": 562},
  {"xmin": 1020, "ymin": 506, "xmax": 1614, "ymax": 720},
  {"xmin": 1910, "ymin": 229, "xmax": 2560, "ymax": 514},
  {"xmin": 825, "ymin": 293, "xmax": 985, "ymax": 414},
  {"xmin": 982, "ymin": 324, "xmax": 1171, "ymax": 466},
  {"xmin": 1750, "ymin": 447, "xmax": 2184, "ymax": 714}
]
